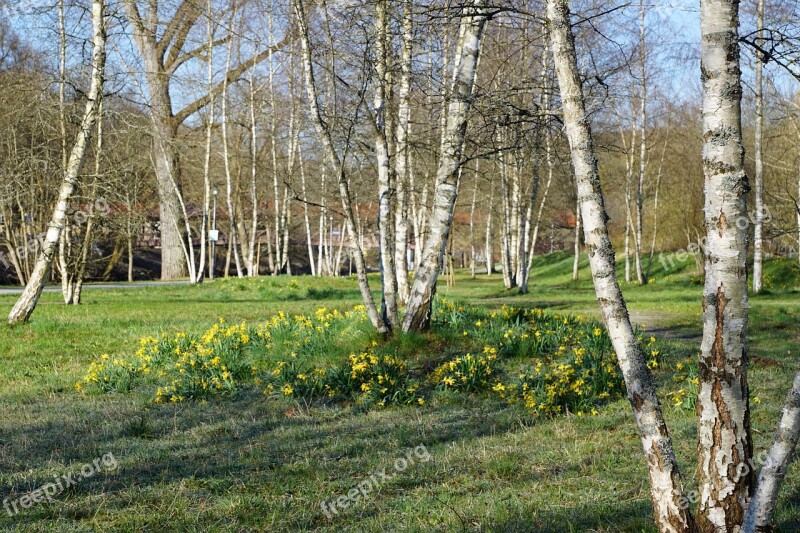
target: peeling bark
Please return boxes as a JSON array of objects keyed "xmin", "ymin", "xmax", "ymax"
[{"xmin": 696, "ymin": 0, "xmax": 752, "ymax": 529}]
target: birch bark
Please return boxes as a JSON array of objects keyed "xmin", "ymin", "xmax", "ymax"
[
  {"xmin": 547, "ymin": 1, "xmax": 693, "ymax": 529},
  {"xmin": 752, "ymin": 0, "xmax": 765, "ymax": 294},
  {"xmin": 8, "ymin": 0, "xmax": 106, "ymax": 324},
  {"xmin": 696, "ymin": 0, "xmax": 753, "ymax": 529},
  {"xmin": 403, "ymin": 0, "xmax": 490, "ymax": 332}
]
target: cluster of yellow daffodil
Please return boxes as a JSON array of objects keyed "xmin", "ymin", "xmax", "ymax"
[
  {"xmin": 264, "ymin": 349, "xmax": 423, "ymax": 407},
  {"xmin": 77, "ymin": 298, "xmax": 667, "ymax": 420},
  {"xmin": 669, "ymin": 358, "xmax": 699, "ymax": 411},
  {"xmin": 75, "ymin": 354, "xmax": 144, "ymax": 394},
  {"xmin": 430, "ymin": 349, "xmax": 499, "ymax": 393}
]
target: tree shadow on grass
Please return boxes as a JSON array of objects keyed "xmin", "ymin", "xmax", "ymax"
[{"xmin": 0, "ymin": 391, "xmax": 532, "ymax": 529}]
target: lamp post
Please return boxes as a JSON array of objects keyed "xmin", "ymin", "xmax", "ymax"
[{"xmin": 210, "ymin": 189, "xmax": 218, "ymax": 280}]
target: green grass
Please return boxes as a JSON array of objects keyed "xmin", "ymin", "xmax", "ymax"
[{"xmin": 0, "ymin": 254, "xmax": 798, "ymax": 531}]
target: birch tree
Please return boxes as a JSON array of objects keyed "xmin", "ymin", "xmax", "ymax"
[
  {"xmin": 546, "ymin": 1, "xmax": 693, "ymax": 528},
  {"xmin": 403, "ymin": 0, "xmax": 491, "ymax": 333},
  {"xmin": 394, "ymin": 0, "xmax": 413, "ymax": 302},
  {"xmin": 292, "ymin": 0, "xmax": 388, "ymax": 333},
  {"xmin": 695, "ymin": 0, "xmax": 752, "ymax": 526},
  {"xmin": 752, "ymin": 0, "xmax": 765, "ymax": 294},
  {"xmin": 549, "ymin": 0, "xmax": 800, "ymax": 530},
  {"xmin": 372, "ymin": 0, "xmax": 400, "ymax": 329},
  {"xmin": 8, "ymin": 0, "xmax": 106, "ymax": 324}
]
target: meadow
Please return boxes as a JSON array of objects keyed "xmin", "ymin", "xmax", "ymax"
[{"xmin": 0, "ymin": 253, "xmax": 798, "ymax": 532}]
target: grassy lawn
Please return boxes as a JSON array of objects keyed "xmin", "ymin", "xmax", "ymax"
[{"xmin": 0, "ymin": 254, "xmax": 798, "ymax": 531}]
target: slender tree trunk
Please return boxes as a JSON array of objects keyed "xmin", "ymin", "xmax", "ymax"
[
  {"xmin": 8, "ymin": 0, "xmax": 106, "ymax": 324},
  {"xmin": 293, "ymin": 0, "xmax": 387, "ymax": 333},
  {"xmin": 500, "ymin": 147, "xmax": 514, "ymax": 289},
  {"xmin": 752, "ymin": 0, "xmax": 765, "ymax": 294},
  {"xmin": 547, "ymin": 1, "xmax": 694, "ymax": 530},
  {"xmin": 485, "ymin": 178, "xmax": 494, "ymax": 275},
  {"xmin": 469, "ymin": 171, "xmax": 478, "ymax": 279},
  {"xmin": 572, "ymin": 193, "xmax": 581, "ymax": 281},
  {"xmin": 221, "ymin": 19, "xmax": 243, "ymax": 279},
  {"xmin": 646, "ymin": 140, "xmax": 667, "ymax": 279},
  {"xmin": 72, "ymin": 105, "xmax": 104, "ymax": 305},
  {"xmin": 299, "ymin": 143, "xmax": 316, "ymax": 276},
  {"xmin": 526, "ymin": 117, "xmax": 555, "ymax": 276},
  {"xmin": 247, "ymin": 72, "xmax": 260, "ymax": 277},
  {"xmin": 403, "ymin": 0, "xmax": 490, "ymax": 333},
  {"xmin": 197, "ymin": 0, "xmax": 215, "ymax": 285},
  {"xmin": 635, "ymin": 0, "xmax": 647, "ymax": 286},
  {"xmin": 696, "ymin": 0, "xmax": 753, "ymax": 529},
  {"xmin": 394, "ymin": 0, "xmax": 413, "ymax": 303},
  {"xmin": 127, "ymin": 234, "xmax": 134, "ymax": 282},
  {"xmin": 744, "ymin": 370, "xmax": 800, "ymax": 532},
  {"xmin": 373, "ymin": 0, "xmax": 400, "ymax": 329}
]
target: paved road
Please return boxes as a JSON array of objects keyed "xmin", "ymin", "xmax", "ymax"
[{"xmin": 0, "ymin": 281, "xmax": 189, "ymax": 295}]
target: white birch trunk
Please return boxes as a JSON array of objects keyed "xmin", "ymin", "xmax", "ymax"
[
  {"xmin": 197, "ymin": 0, "xmax": 215, "ymax": 284},
  {"xmin": 572, "ymin": 193, "xmax": 581, "ymax": 282},
  {"xmin": 403, "ymin": 0, "xmax": 490, "ymax": 333},
  {"xmin": 8, "ymin": 0, "xmax": 106, "ymax": 324},
  {"xmin": 752, "ymin": 0, "xmax": 765, "ymax": 294},
  {"xmin": 247, "ymin": 72, "xmax": 259, "ymax": 277},
  {"xmin": 547, "ymin": 1, "xmax": 694, "ymax": 530},
  {"xmin": 635, "ymin": 0, "xmax": 648, "ymax": 286},
  {"xmin": 696, "ymin": 0, "xmax": 752, "ymax": 529},
  {"xmin": 221, "ymin": 19, "xmax": 243, "ymax": 279},
  {"xmin": 743, "ymin": 371, "xmax": 800, "ymax": 532},
  {"xmin": 394, "ymin": 0, "xmax": 413, "ymax": 303},
  {"xmin": 293, "ymin": 0, "xmax": 388, "ymax": 333},
  {"xmin": 373, "ymin": 0, "xmax": 400, "ymax": 329}
]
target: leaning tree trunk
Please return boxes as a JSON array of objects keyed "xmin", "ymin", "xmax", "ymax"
[
  {"xmin": 696, "ymin": 0, "xmax": 753, "ymax": 529},
  {"xmin": 403, "ymin": 0, "xmax": 490, "ymax": 333},
  {"xmin": 743, "ymin": 370, "xmax": 800, "ymax": 532},
  {"xmin": 547, "ymin": 1, "xmax": 694, "ymax": 530},
  {"xmin": 293, "ymin": 0, "xmax": 387, "ymax": 333},
  {"xmin": 8, "ymin": 0, "xmax": 106, "ymax": 325}
]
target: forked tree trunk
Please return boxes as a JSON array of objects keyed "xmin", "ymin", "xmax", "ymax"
[
  {"xmin": 293, "ymin": 0, "xmax": 387, "ymax": 333},
  {"xmin": 696, "ymin": 0, "xmax": 753, "ymax": 529},
  {"xmin": 403, "ymin": 0, "xmax": 491, "ymax": 333},
  {"xmin": 547, "ymin": 1, "xmax": 694, "ymax": 530},
  {"xmin": 8, "ymin": 0, "xmax": 106, "ymax": 325}
]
